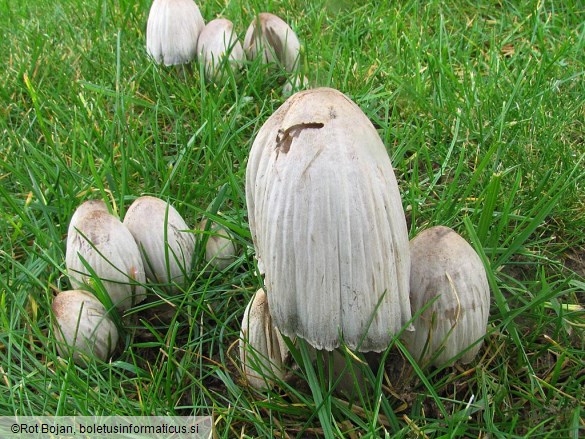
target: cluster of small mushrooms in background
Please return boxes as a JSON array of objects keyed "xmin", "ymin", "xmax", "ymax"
[
  {"xmin": 146, "ymin": 0, "xmax": 306, "ymax": 93},
  {"xmin": 53, "ymin": 196, "xmax": 237, "ymax": 364},
  {"xmin": 239, "ymin": 87, "xmax": 491, "ymax": 393}
]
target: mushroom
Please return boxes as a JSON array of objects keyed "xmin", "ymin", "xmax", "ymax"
[
  {"xmin": 52, "ymin": 290, "xmax": 119, "ymax": 364},
  {"xmin": 196, "ymin": 18, "xmax": 245, "ymax": 81},
  {"xmin": 243, "ymin": 13, "xmax": 301, "ymax": 73},
  {"xmin": 146, "ymin": 0, "xmax": 205, "ymax": 66},
  {"xmin": 66, "ymin": 202, "xmax": 146, "ymax": 311},
  {"xmin": 198, "ymin": 219, "xmax": 237, "ymax": 271},
  {"xmin": 123, "ymin": 196, "xmax": 195, "ymax": 292},
  {"xmin": 239, "ymin": 288, "xmax": 290, "ymax": 390},
  {"xmin": 404, "ymin": 226, "xmax": 490, "ymax": 367},
  {"xmin": 246, "ymin": 87, "xmax": 412, "ymax": 352}
]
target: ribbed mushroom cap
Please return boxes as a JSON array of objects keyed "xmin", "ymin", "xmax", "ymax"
[
  {"xmin": 66, "ymin": 207, "xmax": 146, "ymax": 311},
  {"xmin": 123, "ymin": 196, "xmax": 195, "ymax": 291},
  {"xmin": 52, "ymin": 290, "xmax": 118, "ymax": 364},
  {"xmin": 246, "ymin": 87, "xmax": 411, "ymax": 352},
  {"xmin": 146, "ymin": 0, "xmax": 205, "ymax": 66},
  {"xmin": 239, "ymin": 289, "xmax": 289, "ymax": 390},
  {"xmin": 197, "ymin": 18, "xmax": 244, "ymax": 80},
  {"xmin": 243, "ymin": 12, "xmax": 301, "ymax": 72},
  {"xmin": 404, "ymin": 226, "xmax": 490, "ymax": 366}
]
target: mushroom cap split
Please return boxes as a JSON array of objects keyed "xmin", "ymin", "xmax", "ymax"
[
  {"xmin": 146, "ymin": 0, "xmax": 205, "ymax": 66},
  {"xmin": 246, "ymin": 87, "xmax": 411, "ymax": 352},
  {"xmin": 197, "ymin": 18, "xmax": 245, "ymax": 80},
  {"xmin": 123, "ymin": 196, "xmax": 195, "ymax": 291},
  {"xmin": 243, "ymin": 12, "xmax": 301, "ymax": 73},
  {"xmin": 52, "ymin": 290, "xmax": 118, "ymax": 364},
  {"xmin": 66, "ymin": 203, "xmax": 146, "ymax": 311},
  {"xmin": 405, "ymin": 226, "xmax": 491, "ymax": 366}
]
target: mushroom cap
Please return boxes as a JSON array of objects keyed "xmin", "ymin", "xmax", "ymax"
[
  {"xmin": 66, "ymin": 208, "xmax": 146, "ymax": 311},
  {"xmin": 196, "ymin": 18, "xmax": 245, "ymax": 80},
  {"xmin": 239, "ymin": 288, "xmax": 289, "ymax": 390},
  {"xmin": 246, "ymin": 87, "xmax": 411, "ymax": 352},
  {"xmin": 52, "ymin": 290, "xmax": 118, "ymax": 364},
  {"xmin": 123, "ymin": 196, "xmax": 195, "ymax": 291},
  {"xmin": 198, "ymin": 220, "xmax": 237, "ymax": 271},
  {"xmin": 404, "ymin": 226, "xmax": 491, "ymax": 366},
  {"xmin": 243, "ymin": 12, "xmax": 301, "ymax": 72},
  {"xmin": 146, "ymin": 0, "xmax": 205, "ymax": 66}
]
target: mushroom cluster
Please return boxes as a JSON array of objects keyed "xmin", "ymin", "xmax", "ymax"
[
  {"xmin": 146, "ymin": 1, "xmax": 305, "ymax": 91},
  {"xmin": 54, "ymin": 196, "xmax": 238, "ymax": 365},
  {"xmin": 239, "ymin": 87, "xmax": 491, "ymax": 392}
]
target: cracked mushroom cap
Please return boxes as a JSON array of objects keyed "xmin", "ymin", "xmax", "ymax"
[
  {"xmin": 243, "ymin": 12, "xmax": 301, "ymax": 73},
  {"xmin": 246, "ymin": 87, "xmax": 411, "ymax": 352},
  {"xmin": 404, "ymin": 226, "xmax": 491, "ymax": 366},
  {"xmin": 66, "ymin": 205, "xmax": 146, "ymax": 311},
  {"xmin": 123, "ymin": 196, "xmax": 195, "ymax": 291},
  {"xmin": 146, "ymin": 0, "xmax": 205, "ymax": 66}
]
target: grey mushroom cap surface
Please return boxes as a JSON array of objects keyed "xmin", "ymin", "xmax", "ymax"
[
  {"xmin": 52, "ymin": 290, "xmax": 118, "ymax": 364},
  {"xmin": 66, "ymin": 208, "xmax": 146, "ymax": 311},
  {"xmin": 246, "ymin": 87, "xmax": 411, "ymax": 352},
  {"xmin": 146, "ymin": 0, "xmax": 205, "ymax": 66},
  {"xmin": 404, "ymin": 226, "xmax": 491, "ymax": 367},
  {"xmin": 243, "ymin": 12, "xmax": 301, "ymax": 73},
  {"xmin": 123, "ymin": 196, "xmax": 195, "ymax": 291},
  {"xmin": 197, "ymin": 18, "xmax": 245, "ymax": 80}
]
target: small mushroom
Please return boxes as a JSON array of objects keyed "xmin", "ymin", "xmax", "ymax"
[
  {"xmin": 52, "ymin": 290, "xmax": 119, "ymax": 364},
  {"xmin": 246, "ymin": 87, "xmax": 412, "ymax": 352},
  {"xmin": 243, "ymin": 13, "xmax": 301, "ymax": 73},
  {"xmin": 197, "ymin": 18, "xmax": 245, "ymax": 81},
  {"xmin": 239, "ymin": 288, "xmax": 290, "ymax": 390},
  {"xmin": 123, "ymin": 196, "xmax": 195, "ymax": 292},
  {"xmin": 198, "ymin": 219, "xmax": 237, "ymax": 271},
  {"xmin": 146, "ymin": 0, "xmax": 205, "ymax": 66},
  {"xmin": 404, "ymin": 226, "xmax": 491, "ymax": 367},
  {"xmin": 66, "ymin": 202, "xmax": 146, "ymax": 311}
]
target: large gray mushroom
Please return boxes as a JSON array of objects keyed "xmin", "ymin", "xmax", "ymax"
[
  {"xmin": 123, "ymin": 196, "xmax": 195, "ymax": 292},
  {"xmin": 52, "ymin": 290, "xmax": 119, "ymax": 365},
  {"xmin": 404, "ymin": 226, "xmax": 490, "ymax": 366},
  {"xmin": 239, "ymin": 289, "xmax": 290, "ymax": 390},
  {"xmin": 146, "ymin": 0, "xmax": 205, "ymax": 66},
  {"xmin": 66, "ymin": 202, "xmax": 146, "ymax": 311},
  {"xmin": 246, "ymin": 87, "xmax": 411, "ymax": 352},
  {"xmin": 197, "ymin": 18, "xmax": 245, "ymax": 81},
  {"xmin": 243, "ymin": 13, "xmax": 301, "ymax": 73}
]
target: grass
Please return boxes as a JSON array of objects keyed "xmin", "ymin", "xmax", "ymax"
[{"xmin": 0, "ymin": 0, "xmax": 584, "ymax": 436}]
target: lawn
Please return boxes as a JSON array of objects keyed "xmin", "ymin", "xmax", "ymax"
[{"xmin": 0, "ymin": 0, "xmax": 584, "ymax": 437}]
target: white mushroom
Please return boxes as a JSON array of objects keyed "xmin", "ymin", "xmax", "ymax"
[
  {"xmin": 198, "ymin": 219, "xmax": 237, "ymax": 271},
  {"xmin": 197, "ymin": 18, "xmax": 245, "ymax": 80},
  {"xmin": 404, "ymin": 226, "xmax": 491, "ymax": 367},
  {"xmin": 246, "ymin": 87, "xmax": 411, "ymax": 352},
  {"xmin": 52, "ymin": 290, "xmax": 119, "ymax": 364},
  {"xmin": 243, "ymin": 13, "xmax": 301, "ymax": 73},
  {"xmin": 239, "ymin": 288, "xmax": 290, "ymax": 390},
  {"xmin": 66, "ymin": 203, "xmax": 146, "ymax": 311},
  {"xmin": 146, "ymin": 0, "xmax": 205, "ymax": 66},
  {"xmin": 123, "ymin": 196, "xmax": 195, "ymax": 292}
]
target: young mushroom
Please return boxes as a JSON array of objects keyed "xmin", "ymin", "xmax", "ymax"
[
  {"xmin": 66, "ymin": 201, "xmax": 146, "ymax": 311},
  {"xmin": 196, "ymin": 18, "xmax": 245, "ymax": 81},
  {"xmin": 404, "ymin": 226, "xmax": 491, "ymax": 367},
  {"xmin": 123, "ymin": 196, "xmax": 195, "ymax": 292},
  {"xmin": 146, "ymin": 0, "xmax": 205, "ymax": 66},
  {"xmin": 246, "ymin": 87, "xmax": 412, "ymax": 353},
  {"xmin": 239, "ymin": 288, "xmax": 290, "ymax": 390},
  {"xmin": 52, "ymin": 290, "xmax": 119, "ymax": 365},
  {"xmin": 198, "ymin": 219, "xmax": 237, "ymax": 271},
  {"xmin": 243, "ymin": 13, "xmax": 301, "ymax": 73}
]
